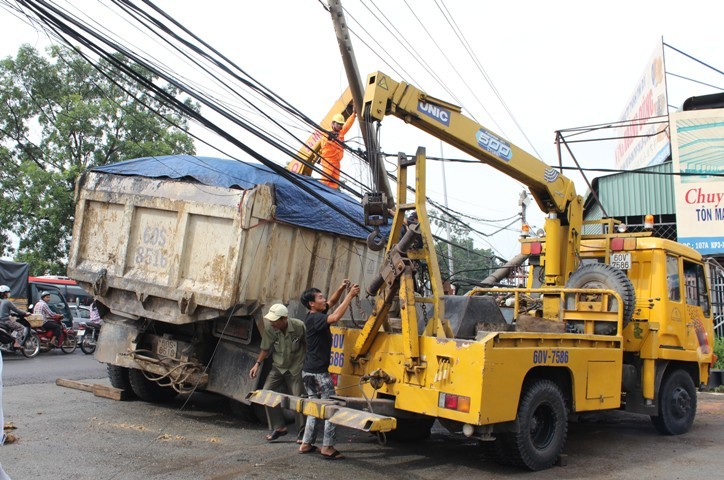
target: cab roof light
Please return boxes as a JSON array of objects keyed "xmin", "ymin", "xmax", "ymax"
[
  {"xmin": 521, "ymin": 224, "xmax": 531, "ymax": 238},
  {"xmin": 644, "ymin": 214, "xmax": 654, "ymax": 230}
]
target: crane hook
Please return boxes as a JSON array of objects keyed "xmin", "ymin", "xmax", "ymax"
[{"xmin": 367, "ymin": 226, "xmax": 386, "ymax": 251}]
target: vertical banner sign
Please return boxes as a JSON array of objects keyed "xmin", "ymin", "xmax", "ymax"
[
  {"xmin": 671, "ymin": 110, "xmax": 724, "ymax": 255},
  {"xmin": 614, "ymin": 42, "xmax": 670, "ymax": 170}
]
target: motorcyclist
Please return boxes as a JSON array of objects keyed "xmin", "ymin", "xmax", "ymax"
[
  {"xmin": 0, "ymin": 285, "xmax": 30, "ymax": 349},
  {"xmin": 34, "ymin": 291, "xmax": 63, "ymax": 347}
]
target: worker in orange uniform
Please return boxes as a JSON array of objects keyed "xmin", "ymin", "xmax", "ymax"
[{"xmin": 319, "ymin": 112, "xmax": 356, "ymax": 189}]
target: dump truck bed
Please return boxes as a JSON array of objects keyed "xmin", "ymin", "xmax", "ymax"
[{"xmin": 68, "ymin": 156, "xmax": 382, "ymax": 324}]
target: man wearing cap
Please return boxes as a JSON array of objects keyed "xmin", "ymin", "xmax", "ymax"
[
  {"xmin": 318, "ymin": 111, "xmax": 356, "ymax": 189},
  {"xmin": 34, "ymin": 292, "xmax": 63, "ymax": 347},
  {"xmin": 249, "ymin": 303, "xmax": 306, "ymax": 442}
]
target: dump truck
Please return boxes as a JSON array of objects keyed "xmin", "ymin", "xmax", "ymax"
[
  {"xmin": 67, "ymin": 155, "xmax": 384, "ymax": 408},
  {"xmin": 248, "ymin": 72, "xmax": 716, "ymax": 470}
]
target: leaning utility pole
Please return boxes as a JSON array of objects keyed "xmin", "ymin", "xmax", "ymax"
[{"xmin": 327, "ymin": 0, "xmax": 395, "ymax": 208}]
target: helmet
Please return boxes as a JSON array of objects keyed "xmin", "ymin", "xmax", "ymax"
[
  {"xmin": 0, "ymin": 285, "xmax": 10, "ymax": 293},
  {"xmin": 332, "ymin": 113, "xmax": 345, "ymax": 124},
  {"xmin": 41, "ymin": 291, "xmax": 52, "ymax": 297}
]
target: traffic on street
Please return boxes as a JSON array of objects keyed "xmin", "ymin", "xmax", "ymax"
[{"xmin": 1, "ymin": 351, "xmax": 724, "ymax": 480}]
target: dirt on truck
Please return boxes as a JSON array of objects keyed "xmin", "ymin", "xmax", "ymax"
[{"xmin": 67, "ymin": 154, "xmax": 384, "ymax": 408}]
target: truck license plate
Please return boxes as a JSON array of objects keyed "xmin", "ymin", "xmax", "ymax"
[
  {"xmin": 157, "ymin": 338, "xmax": 177, "ymax": 358},
  {"xmin": 610, "ymin": 253, "xmax": 632, "ymax": 270}
]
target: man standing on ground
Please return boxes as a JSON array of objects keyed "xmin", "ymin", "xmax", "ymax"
[
  {"xmin": 298, "ymin": 280, "xmax": 360, "ymax": 460},
  {"xmin": 249, "ymin": 303, "xmax": 306, "ymax": 443}
]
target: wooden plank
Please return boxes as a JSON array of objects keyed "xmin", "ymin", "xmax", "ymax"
[
  {"xmin": 56, "ymin": 377, "xmax": 127, "ymax": 401},
  {"xmin": 93, "ymin": 384, "xmax": 127, "ymax": 401},
  {"xmin": 55, "ymin": 378, "xmax": 95, "ymax": 392}
]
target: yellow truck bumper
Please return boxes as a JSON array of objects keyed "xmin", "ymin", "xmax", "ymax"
[{"xmin": 247, "ymin": 389, "xmax": 397, "ymax": 433}]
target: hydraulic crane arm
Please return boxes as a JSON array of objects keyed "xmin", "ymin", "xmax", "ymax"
[{"xmin": 362, "ymin": 72, "xmax": 583, "ymax": 288}]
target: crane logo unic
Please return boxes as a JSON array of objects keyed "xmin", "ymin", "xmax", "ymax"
[
  {"xmin": 475, "ymin": 128, "xmax": 512, "ymax": 162},
  {"xmin": 417, "ymin": 101, "xmax": 450, "ymax": 126}
]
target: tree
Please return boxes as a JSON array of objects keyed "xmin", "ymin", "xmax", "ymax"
[
  {"xmin": 429, "ymin": 209, "xmax": 501, "ymax": 294},
  {"xmin": 0, "ymin": 44, "xmax": 197, "ymax": 274}
]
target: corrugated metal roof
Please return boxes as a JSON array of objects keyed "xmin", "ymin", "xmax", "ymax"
[
  {"xmin": 582, "ymin": 203, "xmax": 604, "ymax": 235},
  {"xmin": 584, "ymin": 161, "xmax": 674, "ymax": 218}
]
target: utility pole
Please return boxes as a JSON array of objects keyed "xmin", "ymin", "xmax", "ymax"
[{"xmin": 328, "ymin": 0, "xmax": 395, "ymax": 208}]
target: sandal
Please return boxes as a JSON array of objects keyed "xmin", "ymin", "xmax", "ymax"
[
  {"xmin": 265, "ymin": 429, "xmax": 288, "ymax": 441},
  {"xmin": 321, "ymin": 449, "xmax": 345, "ymax": 460},
  {"xmin": 298, "ymin": 445, "xmax": 319, "ymax": 454}
]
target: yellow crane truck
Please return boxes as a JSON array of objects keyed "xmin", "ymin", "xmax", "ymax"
[{"xmin": 249, "ymin": 72, "xmax": 716, "ymax": 470}]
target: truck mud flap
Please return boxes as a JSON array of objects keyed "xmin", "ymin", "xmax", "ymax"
[{"xmin": 247, "ymin": 389, "xmax": 397, "ymax": 433}]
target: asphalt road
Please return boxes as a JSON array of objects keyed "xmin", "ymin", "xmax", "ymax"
[
  {"xmin": 2, "ymin": 348, "xmax": 106, "ymax": 385},
  {"xmin": 1, "ymin": 352, "xmax": 724, "ymax": 479}
]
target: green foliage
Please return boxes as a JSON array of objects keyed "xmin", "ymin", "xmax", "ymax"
[
  {"xmin": 0, "ymin": 44, "xmax": 197, "ymax": 274},
  {"xmin": 714, "ymin": 335, "xmax": 724, "ymax": 370},
  {"xmin": 429, "ymin": 209, "xmax": 500, "ymax": 294}
]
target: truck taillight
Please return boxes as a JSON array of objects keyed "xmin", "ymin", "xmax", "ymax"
[
  {"xmin": 521, "ymin": 242, "xmax": 542, "ymax": 255},
  {"xmin": 330, "ymin": 373, "xmax": 339, "ymax": 386},
  {"xmin": 438, "ymin": 393, "xmax": 470, "ymax": 413},
  {"xmin": 611, "ymin": 237, "xmax": 636, "ymax": 251}
]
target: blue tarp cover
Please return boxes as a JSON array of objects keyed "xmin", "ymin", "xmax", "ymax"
[{"xmin": 93, "ymin": 155, "xmax": 382, "ymax": 240}]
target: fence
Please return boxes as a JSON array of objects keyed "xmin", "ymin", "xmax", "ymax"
[{"xmin": 708, "ymin": 260, "xmax": 724, "ymax": 338}]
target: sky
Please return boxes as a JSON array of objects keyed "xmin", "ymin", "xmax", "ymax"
[{"xmin": 1, "ymin": 0, "xmax": 723, "ymax": 262}]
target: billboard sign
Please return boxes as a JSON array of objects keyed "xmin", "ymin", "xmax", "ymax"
[
  {"xmin": 614, "ymin": 43, "xmax": 670, "ymax": 170},
  {"xmin": 671, "ymin": 109, "xmax": 724, "ymax": 255}
]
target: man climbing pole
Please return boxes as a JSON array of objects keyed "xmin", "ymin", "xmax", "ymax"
[{"xmin": 319, "ymin": 111, "xmax": 356, "ymax": 189}]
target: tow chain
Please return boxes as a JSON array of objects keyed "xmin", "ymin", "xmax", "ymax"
[{"xmin": 347, "ymin": 284, "xmax": 366, "ymax": 328}]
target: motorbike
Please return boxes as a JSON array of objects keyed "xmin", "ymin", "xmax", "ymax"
[
  {"xmin": 33, "ymin": 314, "xmax": 77, "ymax": 354},
  {"xmin": 0, "ymin": 318, "xmax": 40, "ymax": 358},
  {"xmin": 77, "ymin": 319, "xmax": 101, "ymax": 355}
]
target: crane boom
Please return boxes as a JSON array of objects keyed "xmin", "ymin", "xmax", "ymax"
[{"xmin": 361, "ymin": 72, "xmax": 584, "ymax": 288}]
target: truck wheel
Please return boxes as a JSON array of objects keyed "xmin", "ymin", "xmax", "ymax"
[
  {"xmin": 107, "ymin": 364, "xmax": 133, "ymax": 391},
  {"xmin": 565, "ymin": 263, "xmax": 636, "ymax": 332},
  {"xmin": 386, "ymin": 416, "xmax": 435, "ymax": 443},
  {"xmin": 651, "ymin": 369, "xmax": 697, "ymax": 435},
  {"xmin": 507, "ymin": 379, "xmax": 567, "ymax": 471},
  {"xmin": 128, "ymin": 368, "xmax": 178, "ymax": 403}
]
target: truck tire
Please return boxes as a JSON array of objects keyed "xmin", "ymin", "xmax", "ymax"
[
  {"xmin": 565, "ymin": 263, "xmax": 636, "ymax": 333},
  {"xmin": 107, "ymin": 364, "xmax": 136, "ymax": 398},
  {"xmin": 507, "ymin": 379, "xmax": 567, "ymax": 471},
  {"xmin": 651, "ymin": 369, "xmax": 697, "ymax": 435},
  {"xmin": 386, "ymin": 416, "xmax": 435, "ymax": 443},
  {"xmin": 128, "ymin": 368, "xmax": 178, "ymax": 403}
]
